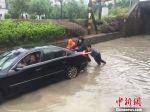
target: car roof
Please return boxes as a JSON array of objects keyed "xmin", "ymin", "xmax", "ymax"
[{"xmin": 6, "ymin": 45, "xmax": 66, "ymax": 54}]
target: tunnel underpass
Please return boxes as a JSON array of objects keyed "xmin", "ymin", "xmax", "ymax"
[
  {"xmin": 140, "ymin": 5, "xmax": 150, "ymax": 34},
  {"xmin": 124, "ymin": 0, "xmax": 150, "ymax": 37}
]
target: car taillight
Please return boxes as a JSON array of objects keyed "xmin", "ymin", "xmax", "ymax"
[{"xmin": 82, "ymin": 53, "xmax": 87, "ymax": 57}]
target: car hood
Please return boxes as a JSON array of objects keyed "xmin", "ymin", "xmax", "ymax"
[{"xmin": 0, "ymin": 70, "xmax": 8, "ymax": 79}]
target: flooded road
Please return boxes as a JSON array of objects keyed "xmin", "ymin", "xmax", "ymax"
[{"xmin": 0, "ymin": 35, "xmax": 150, "ymax": 112}]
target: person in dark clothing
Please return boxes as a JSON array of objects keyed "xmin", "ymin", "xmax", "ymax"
[
  {"xmin": 83, "ymin": 45, "xmax": 106, "ymax": 65},
  {"xmin": 71, "ymin": 36, "xmax": 87, "ymax": 52},
  {"xmin": 71, "ymin": 36, "xmax": 91, "ymax": 62}
]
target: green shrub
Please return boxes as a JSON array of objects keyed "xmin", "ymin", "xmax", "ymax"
[
  {"xmin": 74, "ymin": 19, "xmax": 87, "ymax": 27},
  {"xmin": 54, "ymin": 20, "xmax": 87, "ymax": 36},
  {"xmin": 30, "ymin": 14, "xmax": 37, "ymax": 19},
  {"xmin": 109, "ymin": 7, "xmax": 129, "ymax": 18},
  {"xmin": 41, "ymin": 16, "xmax": 45, "ymax": 19},
  {"xmin": 4, "ymin": 13, "xmax": 11, "ymax": 19},
  {"xmin": 0, "ymin": 20, "xmax": 66, "ymax": 46},
  {"xmin": 115, "ymin": 7, "xmax": 130, "ymax": 17},
  {"xmin": 19, "ymin": 15, "xmax": 24, "ymax": 19}
]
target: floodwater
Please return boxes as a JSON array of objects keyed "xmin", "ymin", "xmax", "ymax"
[{"xmin": 0, "ymin": 35, "xmax": 150, "ymax": 112}]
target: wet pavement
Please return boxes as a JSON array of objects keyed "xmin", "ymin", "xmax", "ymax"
[{"xmin": 0, "ymin": 35, "xmax": 150, "ymax": 112}]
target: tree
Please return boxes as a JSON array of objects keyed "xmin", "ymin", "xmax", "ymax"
[
  {"xmin": 79, "ymin": 0, "xmax": 87, "ymax": 19},
  {"xmin": 45, "ymin": 1, "xmax": 53, "ymax": 19},
  {"xmin": 30, "ymin": 0, "xmax": 49, "ymax": 19},
  {"xmin": 8, "ymin": 0, "xmax": 31, "ymax": 18},
  {"xmin": 98, "ymin": 1, "xmax": 102, "ymax": 20},
  {"xmin": 51, "ymin": 0, "xmax": 87, "ymax": 21},
  {"xmin": 114, "ymin": 0, "xmax": 117, "ymax": 12},
  {"xmin": 66, "ymin": 2, "xmax": 75, "ymax": 21},
  {"xmin": 50, "ymin": 4, "xmax": 61, "ymax": 19},
  {"xmin": 79, "ymin": 0, "xmax": 86, "ymax": 6},
  {"xmin": 65, "ymin": 0, "xmax": 81, "ymax": 21},
  {"xmin": 107, "ymin": 0, "xmax": 130, "ymax": 17},
  {"xmin": 55, "ymin": 0, "xmax": 63, "ymax": 20},
  {"xmin": 8, "ymin": 9, "xmax": 20, "ymax": 19}
]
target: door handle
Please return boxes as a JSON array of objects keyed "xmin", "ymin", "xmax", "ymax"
[
  {"xmin": 62, "ymin": 61, "xmax": 67, "ymax": 64},
  {"xmin": 35, "ymin": 68, "xmax": 42, "ymax": 72}
]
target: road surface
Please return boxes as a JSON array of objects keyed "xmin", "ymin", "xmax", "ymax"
[{"xmin": 0, "ymin": 35, "xmax": 150, "ymax": 112}]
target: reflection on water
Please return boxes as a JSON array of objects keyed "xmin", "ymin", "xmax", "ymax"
[{"xmin": 0, "ymin": 35, "xmax": 150, "ymax": 112}]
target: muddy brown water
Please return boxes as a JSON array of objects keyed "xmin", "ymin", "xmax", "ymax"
[{"xmin": 0, "ymin": 35, "xmax": 150, "ymax": 112}]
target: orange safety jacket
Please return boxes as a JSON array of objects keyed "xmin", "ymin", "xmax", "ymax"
[{"xmin": 66, "ymin": 39, "xmax": 75, "ymax": 50}]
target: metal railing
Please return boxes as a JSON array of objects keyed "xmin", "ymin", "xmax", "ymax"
[{"xmin": 127, "ymin": 0, "xmax": 139, "ymax": 18}]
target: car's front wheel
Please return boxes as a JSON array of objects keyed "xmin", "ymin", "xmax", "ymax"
[
  {"xmin": 0, "ymin": 91, "xmax": 3, "ymax": 103},
  {"xmin": 66, "ymin": 66, "xmax": 79, "ymax": 79}
]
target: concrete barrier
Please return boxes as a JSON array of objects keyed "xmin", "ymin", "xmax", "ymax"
[{"xmin": 52, "ymin": 32, "xmax": 123, "ymax": 48}]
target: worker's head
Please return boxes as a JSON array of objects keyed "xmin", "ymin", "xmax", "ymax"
[
  {"xmin": 30, "ymin": 54, "xmax": 36, "ymax": 61},
  {"xmin": 78, "ymin": 36, "xmax": 84, "ymax": 43},
  {"xmin": 68, "ymin": 39, "xmax": 73, "ymax": 43},
  {"xmin": 87, "ymin": 45, "xmax": 92, "ymax": 51}
]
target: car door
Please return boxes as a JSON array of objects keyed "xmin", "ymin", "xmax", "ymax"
[
  {"xmin": 7, "ymin": 51, "xmax": 45, "ymax": 95},
  {"xmin": 42, "ymin": 49, "xmax": 67, "ymax": 84}
]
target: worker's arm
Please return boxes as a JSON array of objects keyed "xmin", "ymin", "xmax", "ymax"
[
  {"xmin": 83, "ymin": 51, "xmax": 92, "ymax": 54},
  {"xmin": 71, "ymin": 43, "xmax": 78, "ymax": 49}
]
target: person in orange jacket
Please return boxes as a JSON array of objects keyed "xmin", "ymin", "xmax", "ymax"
[{"xmin": 66, "ymin": 39, "xmax": 75, "ymax": 50}]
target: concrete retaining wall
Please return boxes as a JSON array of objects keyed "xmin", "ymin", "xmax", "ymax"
[
  {"xmin": 52, "ymin": 32, "xmax": 123, "ymax": 48},
  {"xmin": 124, "ymin": 18, "xmax": 141, "ymax": 37}
]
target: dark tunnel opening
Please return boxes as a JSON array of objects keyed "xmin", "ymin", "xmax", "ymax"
[{"xmin": 140, "ymin": 7, "xmax": 150, "ymax": 34}]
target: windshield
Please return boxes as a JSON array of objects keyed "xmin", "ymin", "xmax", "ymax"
[{"xmin": 0, "ymin": 51, "xmax": 21, "ymax": 71}]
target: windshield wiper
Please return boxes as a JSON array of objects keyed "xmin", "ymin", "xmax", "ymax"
[
  {"xmin": 0, "ymin": 52, "xmax": 11, "ymax": 59},
  {"xmin": 0, "ymin": 55, "xmax": 12, "ymax": 67},
  {"xmin": 0, "ymin": 51, "xmax": 13, "ymax": 65}
]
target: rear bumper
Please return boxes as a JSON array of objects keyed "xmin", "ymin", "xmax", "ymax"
[{"xmin": 80, "ymin": 61, "xmax": 88, "ymax": 71}]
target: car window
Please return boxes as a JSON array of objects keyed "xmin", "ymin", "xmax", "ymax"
[
  {"xmin": 43, "ymin": 49, "xmax": 66, "ymax": 61},
  {"xmin": 66, "ymin": 50, "xmax": 74, "ymax": 56},
  {"xmin": 18, "ymin": 51, "xmax": 41, "ymax": 67}
]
